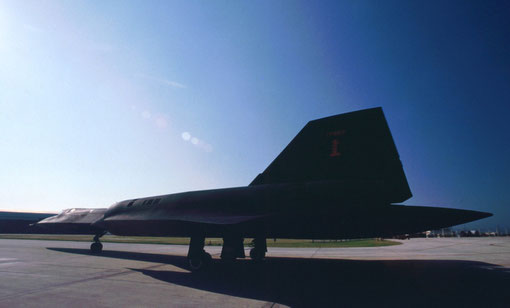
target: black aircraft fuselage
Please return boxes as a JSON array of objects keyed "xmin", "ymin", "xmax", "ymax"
[
  {"xmin": 35, "ymin": 107, "xmax": 492, "ymax": 270},
  {"xmin": 101, "ymin": 181, "xmax": 487, "ymax": 240}
]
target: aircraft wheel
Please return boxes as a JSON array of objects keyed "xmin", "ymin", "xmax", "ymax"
[
  {"xmin": 90, "ymin": 242, "xmax": 103, "ymax": 254},
  {"xmin": 188, "ymin": 252, "xmax": 212, "ymax": 272},
  {"xmin": 249, "ymin": 248, "xmax": 265, "ymax": 262}
]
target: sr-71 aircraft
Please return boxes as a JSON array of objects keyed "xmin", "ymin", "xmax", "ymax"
[{"xmin": 36, "ymin": 107, "xmax": 491, "ymax": 270}]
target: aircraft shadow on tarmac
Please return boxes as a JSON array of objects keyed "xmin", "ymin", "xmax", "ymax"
[{"xmin": 48, "ymin": 247, "xmax": 509, "ymax": 308}]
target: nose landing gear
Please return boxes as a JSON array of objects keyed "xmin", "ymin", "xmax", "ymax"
[
  {"xmin": 90, "ymin": 241, "xmax": 103, "ymax": 253},
  {"xmin": 90, "ymin": 232, "xmax": 106, "ymax": 254}
]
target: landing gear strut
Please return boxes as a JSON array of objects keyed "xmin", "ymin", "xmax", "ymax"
[
  {"xmin": 221, "ymin": 234, "xmax": 245, "ymax": 261},
  {"xmin": 90, "ymin": 232, "xmax": 105, "ymax": 254},
  {"xmin": 250, "ymin": 237, "xmax": 267, "ymax": 262},
  {"xmin": 187, "ymin": 235, "xmax": 212, "ymax": 271}
]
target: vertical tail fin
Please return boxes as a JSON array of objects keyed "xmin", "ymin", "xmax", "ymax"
[{"xmin": 250, "ymin": 107, "xmax": 412, "ymax": 203}]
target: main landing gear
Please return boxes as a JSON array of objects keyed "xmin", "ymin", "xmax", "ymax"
[
  {"xmin": 220, "ymin": 234, "xmax": 245, "ymax": 261},
  {"xmin": 187, "ymin": 235, "xmax": 212, "ymax": 271},
  {"xmin": 249, "ymin": 237, "xmax": 267, "ymax": 262},
  {"xmin": 186, "ymin": 235, "xmax": 267, "ymax": 271},
  {"xmin": 90, "ymin": 232, "xmax": 106, "ymax": 254},
  {"xmin": 220, "ymin": 235, "xmax": 267, "ymax": 262}
]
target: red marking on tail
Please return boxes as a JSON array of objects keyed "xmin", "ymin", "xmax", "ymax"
[{"xmin": 330, "ymin": 139, "xmax": 341, "ymax": 157}]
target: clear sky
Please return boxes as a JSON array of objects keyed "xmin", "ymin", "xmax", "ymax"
[{"xmin": 1, "ymin": 1, "xmax": 509, "ymax": 230}]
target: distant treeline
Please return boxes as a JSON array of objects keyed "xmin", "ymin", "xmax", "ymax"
[{"xmin": 393, "ymin": 228, "xmax": 510, "ymax": 239}]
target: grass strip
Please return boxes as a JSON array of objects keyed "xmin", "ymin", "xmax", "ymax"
[{"xmin": 0, "ymin": 234, "xmax": 400, "ymax": 248}]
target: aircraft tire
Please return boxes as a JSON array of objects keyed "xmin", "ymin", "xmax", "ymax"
[
  {"xmin": 249, "ymin": 248, "xmax": 265, "ymax": 262},
  {"xmin": 90, "ymin": 242, "xmax": 103, "ymax": 254},
  {"xmin": 188, "ymin": 252, "xmax": 212, "ymax": 272}
]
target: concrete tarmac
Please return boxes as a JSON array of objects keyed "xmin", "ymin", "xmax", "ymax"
[{"xmin": 0, "ymin": 238, "xmax": 509, "ymax": 307}]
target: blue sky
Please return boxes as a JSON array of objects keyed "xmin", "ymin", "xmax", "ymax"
[{"xmin": 1, "ymin": 1, "xmax": 509, "ymax": 230}]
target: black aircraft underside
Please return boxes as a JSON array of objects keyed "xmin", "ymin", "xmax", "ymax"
[
  {"xmin": 101, "ymin": 205, "xmax": 490, "ymax": 240},
  {"xmin": 34, "ymin": 107, "xmax": 492, "ymax": 270}
]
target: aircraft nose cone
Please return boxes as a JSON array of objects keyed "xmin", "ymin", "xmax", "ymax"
[{"xmin": 32, "ymin": 215, "xmax": 56, "ymax": 229}]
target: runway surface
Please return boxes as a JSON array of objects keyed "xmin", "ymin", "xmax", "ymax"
[{"xmin": 0, "ymin": 238, "xmax": 509, "ymax": 307}]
